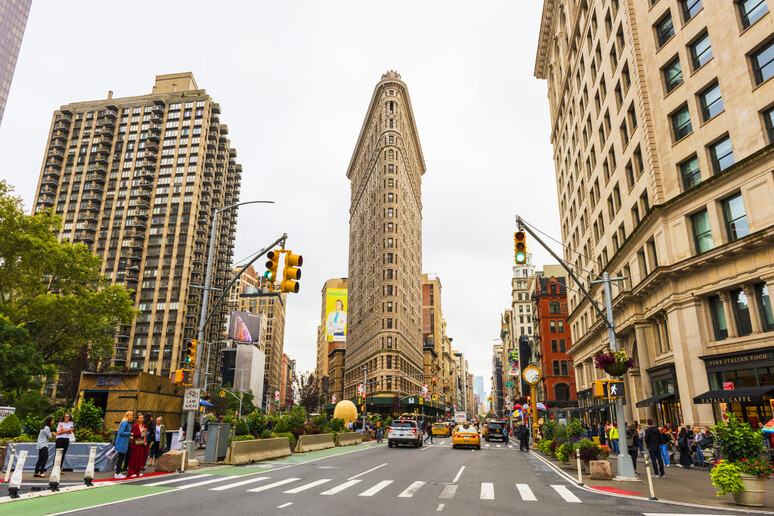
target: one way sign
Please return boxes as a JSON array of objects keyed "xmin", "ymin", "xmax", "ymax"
[{"xmin": 608, "ymin": 380, "xmax": 626, "ymax": 398}]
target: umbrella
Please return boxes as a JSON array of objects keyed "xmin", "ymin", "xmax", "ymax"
[
  {"xmin": 763, "ymin": 419, "xmax": 774, "ymax": 434},
  {"xmin": 536, "ymin": 403, "xmax": 548, "ymax": 411},
  {"xmin": 513, "ymin": 403, "xmax": 522, "ymax": 410},
  {"xmin": 199, "ymin": 399, "xmax": 214, "ymax": 406}
]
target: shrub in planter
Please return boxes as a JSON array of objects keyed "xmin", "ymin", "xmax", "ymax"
[
  {"xmin": 310, "ymin": 414, "xmax": 327, "ymax": 428},
  {"xmin": 556, "ymin": 442, "xmax": 572, "ymax": 463},
  {"xmin": 232, "ymin": 435, "xmax": 255, "ymax": 442},
  {"xmin": 573, "ymin": 438, "xmax": 600, "ymax": 462},
  {"xmin": 711, "ymin": 460, "xmax": 744, "ymax": 497},
  {"xmin": 290, "ymin": 427, "xmax": 305, "ymax": 442},
  {"xmin": 538, "ymin": 439, "xmax": 554, "ymax": 455},
  {"xmin": 738, "ymin": 458, "xmax": 774, "ymax": 478},
  {"xmin": 273, "ymin": 418, "xmax": 290, "ymax": 434},
  {"xmin": 304, "ymin": 424, "xmax": 321, "ymax": 435},
  {"xmin": 568, "ymin": 419, "xmax": 585, "ymax": 441},
  {"xmin": 713, "ymin": 414, "xmax": 765, "ymax": 463},
  {"xmin": 272, "ymin": 431, "xmax": 296, "ymax": 450},
  {"xmin": 72, "ymin": 399, "xmax": 104, "ymax": 433},
  {"xmin": 246, "ymin": 410, "xmax": 268, "ymax": 437},
  {"xmin": 329, "ymin": 418, "xmax": 345, "ymax": 432},
  {"xmin": 548, "ymin": 440, "xmax": 558, "ymax": 454},
  {"xmin": 598, "ymin": 444, "xmax": 612, "ymax": 460},
  {"xmin": 0, "ymin": 413, "xmax": 22, "ymax": 438},
  {"xmin": 542, "ymin": 420, "xmax": 558, "ymax": 441},
  {"xmin": 234, "ymin": 419, "xmax": 250, "ymax": 436}
]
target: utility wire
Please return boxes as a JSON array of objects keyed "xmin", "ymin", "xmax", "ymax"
[{"xmin": 519, "ymin": 216, "xmax": 601, "ymax": 277}]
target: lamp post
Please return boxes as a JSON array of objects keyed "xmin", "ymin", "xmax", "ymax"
[{"xmin": 184, "ymin": 200, "xmax": 273, "ymax": 457}]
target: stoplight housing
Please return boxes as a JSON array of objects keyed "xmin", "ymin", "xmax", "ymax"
[
  {"xmin": 264, "ymin": 249, "xmax": 281, "ymax": 285},
  {"xmin": 514, "ymin": 231, "xmax": 527, "ymax": 264},
  {"xmin": 185, "ymin": 339, "xmax": 198, "ymax": 366},
  {"xmin": 280, "ymin": 251, "xmax": 303, "ymax": 293}
]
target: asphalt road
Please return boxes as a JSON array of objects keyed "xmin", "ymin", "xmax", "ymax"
[{"xmin": 64, "ymin": 437, "xmax": 738, "ymax": 515}]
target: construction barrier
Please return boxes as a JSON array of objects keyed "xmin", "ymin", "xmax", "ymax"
[
  {"xmin": 335, "ymin": 432, "xmax": 362, "ymax": 447},
  {"xmin": 227, "ymin": 437, "xmax": 291, "ymax": 465},
  {"xmin": 294, "ymin": 433, "xmax": 335, "ymax": 453}
]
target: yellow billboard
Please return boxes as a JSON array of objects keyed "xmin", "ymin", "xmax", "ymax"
[{"xmin": 325, "ymin": 288, "xmax": 348, "ymax": 342}]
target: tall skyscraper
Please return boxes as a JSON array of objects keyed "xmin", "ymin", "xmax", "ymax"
[
  {"xmin": 473, "ymin": 375, "xmax": 485, "ymax": 400},
  {"xmin": 535, "ymin": 1, "xmax": 774, "ymax": 428},
  {"xmin": 344, "ymin": 71, "xmax": 426, "ymax": 401},
  {"xmin": 33, "ymin": 73, "xmax": 242, "ymax": 387},
  {"xmin": 0, "ymin": 0, "xmax": 32, "ymax": 126}
]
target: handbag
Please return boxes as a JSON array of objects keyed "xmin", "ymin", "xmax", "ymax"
[{"xmin": 134, "ymin": 438, "xmax": 145, "ymax": 446}]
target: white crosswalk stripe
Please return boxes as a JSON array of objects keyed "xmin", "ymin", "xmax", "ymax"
[
  {"xmin": 439, "ymin": 484, "xmax": 457, "ymax": 499},
  {"xmin": 211, "ymin": 476, "xmax": 270, "ymax": 491},
  {"xmin": 176, "ymin": 476, "xmax": 236, "ymax": 490},
  {"xmin": 247, "ymin": 478, "xmax": 300, "ymax": 493},
  {"xmin": 359, "ymin": 480, "xmax": 393, "ymax": 496},
  {"xmin": 145, "ymin": 474, "xmax": 213, "ymax": 487},
  {"xmin": 551, "ymin": 484, "xmax": 582, "ymax": 503},
  {"xmin": 398, "ymin": 481, "xmax": 425, "ymax": 498},
  {"xmin": 515, "ymin": 483, "xmax": 537, "ymax": 501},
  {"xmin": 284, "ymin": 478, "xmax": 332, "ymax": 493},
  {"xmin": 480, "ymin": 482, "xmax": 495, "ymax": 500},
  {"xmin": 320, "ymin": 479, "xmax": 361, "ymax": 495}
]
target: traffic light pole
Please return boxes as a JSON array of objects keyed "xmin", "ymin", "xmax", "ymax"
[{"xmin": 514, "ymin": 216, "xmax": 635, "ymax": 479}]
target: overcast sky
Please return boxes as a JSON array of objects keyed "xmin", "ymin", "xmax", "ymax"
[{"xmin": 0, "ymin": 1, "xmax": 562, "ymax": 389}]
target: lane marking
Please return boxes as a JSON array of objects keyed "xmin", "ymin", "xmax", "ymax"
[
  {"xmin": 480, "ymin": 482, "xmax": 495, "ymax": 500},
  {"xmin": 359, "ymin": 480, "xmax": 393, "ymax": 496},
  {"xmin": 246, "ymin": 478, "xmax": 299, "ymax": 493},
  {"xmin": 452, "ymin": 466, "xmax": 465, "ymax": 483},
  {"xmin": 145, "ymin": 474, "xmax": 212, "ymax": 487},
  {"xmin": 176, "ymin": 476, "xmax": 236, "ymax": 490},
  {"xmin": 278, "ymin": 502, "xmax": 293, "ymax": 508},
  {"xmin": 320, "ymin": 479, "xmax": 361, "ymax": 495},
  {"xmin": 349, "ymin": 463, "xmax": 387, "ymax": 480},
  {"xmin": 485, "ymin": 444, "xmax": 490, "ymax": 448},
  {"xmin": 552, "ymin": 484, "xmax": 582, "ymax": 503},
  {"xmin": 398, "ymin": 481, "xmax": 425, "ymax": 498},
  {"xmin": 439, "ymin": 484, "xmax": 457, "ymax": 499},
  {"xmin": 211, "ymin": 476, "xmax": 270, "ymax": 491},
  {"xmin": 283, "ymin": 478, "xmax": 332, "ymax": 493},
  {"xmin": 516, "ymin": 483, "xmax": 537, "ymax": 501},
  {"xmin": 496, "ymin": 445, "xmax": 501, "ymax": 448},
  {"xmin": 437, "ymin": 503, "xmax": 444, "ymax": 511}
]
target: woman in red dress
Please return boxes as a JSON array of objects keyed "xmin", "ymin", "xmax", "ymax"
[{"xmin": 127, "ymin": 413, "xmax": 148, "ymax": 478}]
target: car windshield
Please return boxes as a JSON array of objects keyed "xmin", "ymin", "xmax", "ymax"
[
  {"xmin": 433, "ymin": 423, "xmax": 445, "ymax": 427},
  {"xmin": 392, "ymin": 422, "xmax": 413, "ymax": 428},
  {"xmin": 488, "ymin": 423, "xmax": 504, "ymax": 429}
]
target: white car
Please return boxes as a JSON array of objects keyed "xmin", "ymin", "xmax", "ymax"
[{"xmin": 387, "ymin": 420, "xmax": 423, "ymax": 448}]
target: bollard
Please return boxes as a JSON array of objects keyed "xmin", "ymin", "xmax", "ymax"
[
  {"xmin": 84, "ymin": 446, "xmax": 97, "ymax": 486},
  {"xmin": 49, "ymin": 448, "xmax": 63, "ymax": 492},
  {"xmin": 3, "ymin": 447, "xmax": 15, "ymax": 483},
  {"xmin": 8, "ymin": 449, "xmax": 28, "ymax": 499},
  {"xmin": 180, "ymin": 446, "xmax": 187, "ymax": 473},
  {"xmin": 576, "ymin": 454, "xmax": 584, "ymax": 486},
  {"xmin": 643, "ymin": 454, "xmax": 657, "ymax": 501}
]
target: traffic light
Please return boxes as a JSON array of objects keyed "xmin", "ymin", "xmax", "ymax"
[
  {"xmin": 185, "ymin": 339, "xmax": 198, "ymax": 366},
  {"xmin": 280, "ymin": 251, "xmax": 303, "ymax": 293},
  {"xmin": 219, "ymin": 390, "xmax": 225, "ymax": 398},
  {"xmin": 431, "ymin": 376, "xmax": 437, "ymax": 386},
  {"xmin": 264, "ymin": 249, "xmax": 281, "ymax": 284},
  {"xmin": 514, "ymin": 231, "xmax": 527, "ymax": 264}
]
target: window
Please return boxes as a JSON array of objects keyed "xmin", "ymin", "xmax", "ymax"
[
  {"xmin": 663, "ymin": 58, "xmax": 683, "ymax": 93},
  {"xmin": 680, "ymin": 156, "xmax": 702, "ymax": 190},
  {"xmin": 722, "ymin": 193, "xmax": 749, "ymax": 241},
  {"xmin": 558, "ymin": 321, "xmax": 565, "ymax": 332},
  {"xmin": 555, "ymin": 384, "xmax": 571, "ymax": 400},
  {"xmin": 739, "ymin": 0, "xmax": 769, "ymax": 28},
  {"xmin": 709, "ymin": 295, "xmax": 728, "ymax": 340},
  {"xmin": 691, "ymin": 209, "xmax": 713, "ymax": 253},
  {"xmin": 690, "ymin": 32, "xmax": 713, "ymax": 70},
  {"xmin": 710, "ymin": 136, "xmax": 734, "ymax": 173},
  {"xmin": 553, "ymin": 361, "xmax": 560, "ymax": 376},
  {"xmin": 732, "ymin": 289, "xmax": 753, "ymax": 336},
  {"xmin": 550, "ymin": 321, "xmax": 556, "ymax": 332},
  {"xmin": 752, "ymin": 40, "xmax": 774, "ymax": 85},
  {"xmin": 561, "ymin": 361, "xmax": 569, "ymax": 376},
  {"xmin": 699, "ymin": 83, "xmax": 724, "ymax": 121},
  {"xmin": 682, "ymin": 0, "xmax": 703, "ymax": 20},
  {"xmin": 549, "ymin": 302, "xmax": 561, "ymax": 314},
  {"xmin": 560, "ymin": 339, "xmax": 566, "ymax": 352},
  {"xmin": 755, "ymin": 283, "xmax": 774, "ymax": 332},
  {"xmin": 656, "ymin": 13, "xmax": 675, "ymax": 47},
  {"xmin": 671, "ymin": 105, "xmax": 692, "ymax": 140},
  {"xmin": 765, "ymin": 107, "xmax": 774, "ymax": 143},
  {"xmin": 551, "ymin": 340, "xmax": 558, "ymax": 352}
]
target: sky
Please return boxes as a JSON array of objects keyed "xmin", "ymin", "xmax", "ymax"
[{"xmin": 0, "ymin": 1, "xmax": 562, "ymax": 387}]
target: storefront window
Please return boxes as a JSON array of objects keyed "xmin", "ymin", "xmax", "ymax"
[
  {"xmin": 755, "ymin": 283, "xmax": 774, "ymax": 332},
  {"xmin": 708, "ymin": 295, "xmax": 728, "ymax": 340},
  {"xmin": 732, "ymin": 289, "xmax": 753, "ymax": 336}
]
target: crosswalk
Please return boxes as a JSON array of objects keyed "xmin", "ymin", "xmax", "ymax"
[{"xmin": 145, "ymin": 474, "xmax": 586, "ymax": 503}]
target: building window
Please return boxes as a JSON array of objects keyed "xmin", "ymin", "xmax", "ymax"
[
  {"xmin": 699, "ymin": 83, "xmax": 723, "ymax": 121},
  {"xmin": 671, "ymin": 105, "xmax": 692, "ymax": 141},
  {"xmin": 764, "ymin": 107, "xmax": 774, "ymax": 143},
  {"xmin": 555, "ymin": 383, "xmax": 571, "ymax": 400},
  {"xmin": 691, "ymin": 209, "xmax": 714, "ymax": 253},
  {"xmin": 550, "ymin": 321, "xmax": 556, "ymax": 332},
  {"xmin": 752, "ymin": 39, "xmax": 774, "ymax": 85},
  {"xmin": 552, "ymin": 339, "xmax": 558, "ymax": 352},
  {"xmin": 663, "ymin": 58, "xmax": 683, "ymax": 93},
  {"xmin": 755, "ymin": 284, "xmax": 774, "ymax": 332},
  {"xmin": 656, "ymin": 13, "xmax": 675, "ymax": 47},
  {"xmin": 680, "ymin": 156, "xmax": 702, "ymax": 190},
  {"xmin": 708, "ymin": 295, "xmax": 728, "ymax": 340},
  {"xmin": 732, "ymin": 289, "xmax": 753, "ymax": 336},
  {"xmin": 558, "ymin": 321, "xmax": 565, "ymax": 332},
  {"xmin": 722, "ymin": 193, "xmax": 749, "ymax": 241},
  {"xmin": 549, "ymin": 302, "xmax": 561, "ymax": 314},
  {"xmin": 739, "ymin": 0, "xmax": 769, "ymax": 28},
  {"xmin": 560, "ymin": 339, "xmax": 566, "ymax": 352},
  {"xmin": 553, "ymin": 361, "xmax": 560, "ymax": 376},
  {"xmin": 682, "ymin": 0, "xmax": 703, "ymax": 20},
  {"xmin": 709, "ymin": 136, "xmax": 734, "ymax": 174},
  {"xmin": 689, "ymin": 32, "xmax": 713, "ymax": 70}
]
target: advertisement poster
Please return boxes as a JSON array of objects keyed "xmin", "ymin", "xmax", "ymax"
[
  {"xmin": 508, "ymin": 348, "xmax": 519, "ymax": 376},
  {"xmin": 228, "ymin": 311, "xmax": 263, "ymax": 343},
  {"xmin": 325, "ymin": 288, "xmax": 348, "ymax": 342}
]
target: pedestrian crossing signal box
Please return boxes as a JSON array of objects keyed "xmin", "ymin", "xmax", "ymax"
[
  {"xmin": 593, "ymin": 379, "xmax": 626, "ymax": 399},
  {"xmin": 592, "ymin": 379, "xmax": 608, "ymax": 398}
]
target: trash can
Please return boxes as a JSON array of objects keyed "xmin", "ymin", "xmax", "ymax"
[{"xmin": 204, "ymin": 423, "xmax": 231, "ymax": 462}]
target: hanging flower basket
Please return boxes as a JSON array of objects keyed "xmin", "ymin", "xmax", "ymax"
[
  {"xmin": 594, "ymin": 350, "xmax": 634, "ymax": 377},
  {"xmin": 604, "ymin": 362, "xmax": 630, "ymax": 376}
]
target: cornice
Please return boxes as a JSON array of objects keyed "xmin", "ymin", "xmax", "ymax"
[{"xmin": 534, "ymin": 0, "xmax": 558, "ymax": 79}]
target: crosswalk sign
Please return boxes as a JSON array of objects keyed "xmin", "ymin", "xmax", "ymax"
[{"xmin": 608, "ymin": 380, "xmax": 626, "ymax": 398}]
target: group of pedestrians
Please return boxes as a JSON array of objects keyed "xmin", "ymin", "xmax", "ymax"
[
  {"xmin": 33, "ymin": 413, "xmax": 77, "ymax": 478},
  {"xmin": 114, "ymin": 411, "xmax": 166, "ymax": 479}
]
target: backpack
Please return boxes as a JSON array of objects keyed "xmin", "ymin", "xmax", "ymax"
[{"xmin": 626, "ymin": 431, "xmax": 634, "ymax": 448}]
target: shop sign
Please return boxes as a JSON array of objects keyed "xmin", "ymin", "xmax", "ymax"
[
  {"xmin": 703, "ymin": 350, "xmax": 774, "ymax": 370},
  {"xmin": 698, "ymin": 395, "xmax": 754, "ymax": 404},
  {"xmin": 723, "ymin": 382, "xmax": 734, "ymax": 391},
  {"xmin": 96, "ymin": 376, "xmax": 121, "ymax": 387}
]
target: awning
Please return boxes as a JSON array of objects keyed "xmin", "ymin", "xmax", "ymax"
[
  {"xmin": 636, "ymin": 393, "xmax": 675, "ymax": 407},
  {"xmin": 199, "ymin": 399, "xmax": 213, "ymax": 406},
  {"xmin": 693, "ymin": 386, "xmax": 774, "ymax": 405},
  {"xmin": 581, "ymin": 402, "xmax": 614, "ymax": 412}
]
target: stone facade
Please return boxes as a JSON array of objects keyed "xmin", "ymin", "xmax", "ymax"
[{"xmin": 421, "ymin": 273, "xmax": 455, "ymax": 408}]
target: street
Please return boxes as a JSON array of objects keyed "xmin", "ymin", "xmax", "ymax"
[{"xmin": 10, "ymin": 439, "xmax": 735, "ymax": 516}]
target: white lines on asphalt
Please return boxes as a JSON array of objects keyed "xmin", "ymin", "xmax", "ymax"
[
  {"xmin": 176, "ymin": 476, "xmax": 237, "ymax": 490},
  {"xmin": 515, "ymin": 483, "xmax": 537, "ymax": 501},
  {"xmin": 398, "ymin": 481, "xmax": 425, "ymax": 498},
  {"xmin": 320, "ymin": 479, "xmax": 361, "ymax": 495},
  {"xmin": 348, "ymin": 463, "xmax": 387, "ymax": 480},
  {"xmin": 452, "ymin": 466, "xmax": 465, "ymax": 483},
  {"xmin": 496, "ymin": 445, "xmax": 501, "ymax": 448},
  {"xmin": 210, "ymin": 476, "xmax": 270, "ymax": 491},
  {"xmin": 480, "ymin": 482, "xmax": 495, "ymax": 500},
  {"xmin": 439, "ymin": 484, "xmax": 457, "ymax": 499},
  {"xmin": 642, "ymin": 514, "xmax": 720, "ymax": 516},
  {"xmin": 420, "ymin": 446, "xmax": 430, "ymax": 451},
  {"xmin": 485, "ymin": 444, "xmax": 490, "ymax": 448},
  {"xmin": 551, "ymin": 485, "xmax": 582, "ymax": 503},
  {"xmin": 247, "ymin": 478, "xmax": 300, "ymax": 493},
  {"xmin": 277, "ymin": 502, "xmax": 293, "ymax": 508},
  {"xmin": 359, "ymin": 480, "xmax": 393, "ymax": 496},
  {"xmin": 145, "ymin": 474, "xmax": 212, "ymax": 486},
  {"xmin": 437, "ymin": 503, "xmax": 444, "ymax": 511},
  {"xmin": 283, "ymin": 478, "xmax": 332, "ymax": 494}
]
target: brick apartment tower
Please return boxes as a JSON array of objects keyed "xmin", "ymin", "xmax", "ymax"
[
  {"xmin": 344, "ymin": 71, "xmax": 426, "ymax": 401},
  {"xmin": 33, "ymin": 73, "xmax": 242, "ymax": 387}
]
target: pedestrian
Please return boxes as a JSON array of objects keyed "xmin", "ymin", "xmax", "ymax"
[
  {"xmin": 55, "ymin": 412, "xmax": 75, "ymax": 472},
  {"xmin": 142, "ymin": 412, "xmax": 153, "ymax": 472},
  {"xmin": 678, "ymin": 426, "xmax": 692, "ymax": 469},
  {"xmin": 114, "ymin": 411, "xmax": 133, "ymax": 478},
  {"xmin": 598, "ymin": 422, "xmax": 606, "ymax": 446},
  {"xmin": 504, "ymin": 423, "xmax": 510, "ymax": 445},
  {"xmin": 626, "ymin": 422, "xmax": 640, "ymax": 476},
  {"xmin": 34, "ymin": 417, "xmax": 54, "ymax": 478},
  {"xmin": 637, "ymin": 424, "xmax": 645, "ymax": 454},
  {"xmin": 518, "ymin": 423, "xmax": 529, "ymax": 452},
  {"xmin": 127, "ymin": 413, "xmax": 148, "ymax": 478},
  {"xmin": 423, "ymin": 420, "xmax": 433, "ymax": 443},
  {"xmin": 644, "ymin": 419, "xmax": 665, "ymax": 478},
  {"xmin": 609, "ymin": 422, "xmax": 619, "ymax": 454},
  {"xmin": 148, "ymin": 417, "xmax": 166, "ymax": 467},
  {"xmin": 660, "ymin": 425, "xmax": 673, "ymax": 468}
]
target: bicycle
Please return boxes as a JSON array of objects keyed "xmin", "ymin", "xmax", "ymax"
[{"xmin": 376, "ymin": 428, "xmax": 383, "ymax": 443}]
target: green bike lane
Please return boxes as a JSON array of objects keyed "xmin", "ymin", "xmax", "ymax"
[{"xmin": 1, "ymin": 441, "xmax": 384, "ymax": 516}]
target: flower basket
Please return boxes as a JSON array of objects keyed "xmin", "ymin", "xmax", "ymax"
[
  {"xmin": 594, "ymin": 350, "xmax": 634, "ymax": 376},
  {"xmin": 603, "ymin": 362, "xmax": 630, "ymax": 376}
]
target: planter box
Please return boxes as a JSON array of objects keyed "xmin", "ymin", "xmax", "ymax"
[{"xmin": 733, "ymin": 473, "xmax": 766, "ymax": 507}]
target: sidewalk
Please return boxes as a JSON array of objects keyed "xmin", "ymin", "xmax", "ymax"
[{"xmin": 538, "ymin": 450, "xmax": 774, "ymax": 511}]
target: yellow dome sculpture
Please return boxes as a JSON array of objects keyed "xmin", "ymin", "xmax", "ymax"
[{"xmin": 333, "ymin": 400, "xmax": 358, "ymax": 425}]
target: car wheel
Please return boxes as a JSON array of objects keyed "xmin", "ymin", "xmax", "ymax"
[
  {"xmin": 477, "ymin": 445, "xmax": 481, "ymax": 450},
  {"xmin": 388, "ymin": 441, "xmax": 393, "ymax": 448},
  {"xmin": 452, "ymin": 444, "xmax": 457, "ymax": 449}
]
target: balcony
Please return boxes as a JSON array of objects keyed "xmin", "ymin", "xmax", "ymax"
[
  {"xmin": 74, "ymin": 231, "xmax": 94, "ymax": 243},
  {"xmin": 136, "ymin": 200, "xmax": 149, "ymax": 209},
  {"xmin": 142, "ymin": 159, "xmax": 156, "ymax": 170},
  {"xmin": 146, "ymin": 130, "xmax": 160, "ymax": 142},
  {"xmin": 211, "ymin": 114, "xmax": 220, "ymax": 125},
  {"xmin": 150, "ymin": 112, "xmax": 163, "ymax": 124},
  {"xmin": 211, "ymin": 103, "xmax": 221, "ymax": 115},
  {"xmin": 95, "ymin": 127, "xmax": 113, "ymax": 139},
  {"xmin": 82, "ymin": 210, "xmax": 98, "ymax": 222},
  {"xmin": 41, "ymin": 175, "xmax": 59, "ymax": 187},
  {"xmin": 102, "ymin": 109, "xmax": 117, "ymax": 120},
  {"xmin": 138, "ymin": 188, "xmax": 151, "ymax": 199},
  {"xmin": 82, "ymin": 192, "xmax": 102, "ymax": 203},
  {"xmin": 86, "ymin": 183, "xmax": 103, "ymax": 194},
  {"xmin": 144, "ymin": 140, "xmax": 158, "ymax": 153},
  {"xmin": 147, "ymin": 123, "xmax": 161, "ymax": 134},
  {"xmin": 132, "ymin": 218, "xmax": 146, "ymax": 229},
  {"xmin": 144, "ymin": 152, "xmax": 157, "ymax": 162},
  {"xmin": 85, "ymin": 173, "xmax": 105, "ymax": 184},
  {"xmin": 37, "ymin": 195, "xmax": 55, "ymax": 206},
  {"xmin": 47, "ymin": 148, "xmax": 65, "ymax": 160},
  {"xmin": 53, "ymin": 120, "xmax": 71, "ymax": 132},
  {"xmin": 87, "ymin": 164, "xmax": 107, "ymax": 174},
  {"xmin": 97, "ymin": 117, "xmax": 115, "ymax": 129},
  {"xmin": 49, "ymin": 138, "xmax": 66, "ymax": 151}
]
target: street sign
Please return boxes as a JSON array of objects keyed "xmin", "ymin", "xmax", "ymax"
[
  {"xmin": 331, "ymin": 394, "xmax": 336, "ymax": 403},
  {"xmin": 274, "ymin": 390, "xmax": 280, "ymax": 401},
  {"xmin": 505, "ymin": 381, "xmax": 513, "ymax": 388},
  {"xmin": 357, "ymin": 384, "xmax": 364, "ymax": 397},
  {"xmin": 723, "ymin": 382, "xmax": 734, "ymax": 391},
  {"xmin": 608, "ymin": 380, "xmax": 626, "ymax": 398},
  {"xmin": 183, "ymin": 388, "xmax": 201, "ymax": 411}
]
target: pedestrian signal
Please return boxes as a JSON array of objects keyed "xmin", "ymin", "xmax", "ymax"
[{"xmin": 514, "ymin": 231, "xmax": 527, "ymax": 264}]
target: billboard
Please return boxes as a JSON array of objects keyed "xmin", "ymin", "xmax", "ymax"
[
  {"xmin": 508, "ymin": 349, "xmax": 519, "ymax": 376},
  {"xmin": 228, "ymin": 311, "xmax": 263, "ymax": 343},
  {"xmin": 325, "ymin": 288, "xmax": 348, "ymax": 342}
]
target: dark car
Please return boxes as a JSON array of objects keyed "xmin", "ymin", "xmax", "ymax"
[{"xmin": 485, "ymin": 421, "xmax": 507, "ymax": 442}]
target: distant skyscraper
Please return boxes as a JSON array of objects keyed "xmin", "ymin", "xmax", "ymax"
[
  {"xmin": 0, "ymin": 0, "xmax": 32, "ymax": 126},
  {"xmin": 474, "ymin": 376, "xmax": 485, "ymax": 399}
]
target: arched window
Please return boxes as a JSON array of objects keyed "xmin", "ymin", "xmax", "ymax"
[{"xmin": 555, "ymin": 383, "xmax": 570, "ymax": 401}]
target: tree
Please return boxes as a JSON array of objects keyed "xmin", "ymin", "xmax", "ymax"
[
  {"xmin": 294, "ymin": 371, "xmax": 321, "ymax": 414},
  {"xmin": 389, "ymin": 394, "xmax": 402, "ymax": 416}
]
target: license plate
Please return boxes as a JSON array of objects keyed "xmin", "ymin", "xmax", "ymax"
[{"xmin": 464, "ymin": 437, "xmax": 469, "ymax": 440}]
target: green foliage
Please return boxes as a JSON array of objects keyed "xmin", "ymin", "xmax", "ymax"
[
  {"xmin": 711, "ymin": 459, "xmax": 744, "ymax": 497},
  {"xmin": 246, "ymin": 410, "xmax": 268, "ymax": 437},
  {"xmin": 567, "ymin": 419, "xmax": 584, "ymax": 440},
  {"xmin": 234, "ymin": 418, "xmax": 249, "ymax": 436},
  {"xmin": 285, "ymin": 406, "xmax": 306, "ymax": 431},
  {"xmin": 713, "ymin": 413, "xmax": 765, "ymax": 463},
  {"xmin": 272, "ymin": 431, "xmax": 296, "ymax": 450},
  {"xmin": 294, "ymin": 371, "xmax": 321, "ymax": 414},
  {"xmin": 328, "ymin": 418, "xmax": 344, "ymax": 432},
  {"xmin": 74, "ymin": 428, "xmax": 106, "ymax": 443},
  {"xmin": 384, "ymin": 417, "xmax": 393, "ymax": 428},
  {"xmin": 737, "ymin": 457, "xmax": 774, "ymax": 478},
  {"xmin": 232, "ymin": 434, "xmax": 255, "ymax": 442},
  {"xmin": 274, "ymin": 418, "xmax": 290, "ymax": 434},
  {"xmin": 538, "ymin": 439, "xmax": 554, "ymax": 454},
  {"xmin": 555, "ymin": 442, "xmax": 572, "ymax": 463},
  {"xmin": 12, "ymin": 389, "xmax": 51, "ymax": 422},
  {"xmin": 72, "ymin": 399, "xmax": 104, "ymax": 432},
  {"xmin": 542, "ymin": 420, "xmax": 558, "ymax": 441},
  {"xmin": 310, "ymin": 414, "xmax": 327, "ymax": 428},
  {"xmin": 0, "ymin": 413, "xmax": 22, "ymax": 438},
  {"xmin": 21, "ymin": 413, "xmax": 44, "ymax": 435},
  {"xmin": 552, "ymin": 425, "xmax": 570, "ymax": 446},
  {"xmin": 573, "ymin": 439, "xmax": 600, "ymax": 462}
]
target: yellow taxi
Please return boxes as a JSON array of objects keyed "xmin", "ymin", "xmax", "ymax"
[
  {"xmin": 452, "ymin": 422, "xmax": 481, "ymax": 450},
  {"xmin": 432, "ymin": 422, "xmax": 451, "ymax": 437}
]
